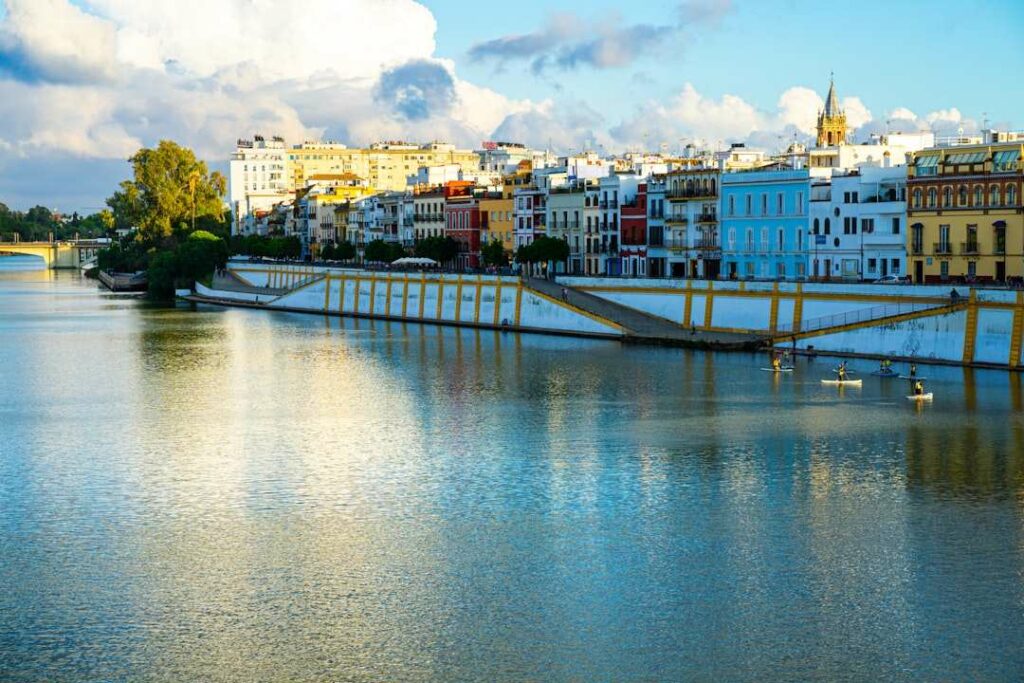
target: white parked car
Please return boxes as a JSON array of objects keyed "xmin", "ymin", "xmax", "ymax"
[{"xmin": 873, "ymin": 275, "xmax": 910, "ymax": 284}]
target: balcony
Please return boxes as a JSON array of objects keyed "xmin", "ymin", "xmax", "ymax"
[
  {"xmin": 933, "ymin": 242, "xmax": 953, "ymax": 255},
  {"xmin": 665, "ymin": 215, "xmax": 688, "ymax": 225},
  {"xmin": 911, "ymin": 243, "xmax": 924, "ymax": 255},
  {"xmin": 598, "ymin": 200, "xmax": 619, "ymax": 210},
  {"xmin": 696, "ymin": 238, "xmax": 721, "ymax": 250},
  {"xmin": 959, "ymin": 241, "xmax": 980, "ymax": 255},
  {"xmin": 697, "ymin": 213, "xmax": 718, "ymax": 224},
  {"xmin": 666, "ymin": 187, "xmax": 716, "ymax": 200},
  {"xmin": 665, "ymin": 238, "xmax": 689, "ymax": 251},
  {"xmin": 995, "ymin": 242, "xmax": 1007, "ymax": 255}
]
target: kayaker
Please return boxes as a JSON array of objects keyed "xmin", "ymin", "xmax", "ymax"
[{"xmin": 837, "ymin": 361, "xmax": 847, "ymax": 381}]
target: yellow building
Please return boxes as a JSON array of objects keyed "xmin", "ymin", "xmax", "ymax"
[
  {"xmin": 287, "ymin": 141, "xmax": 479, "ymax": 192},
  {"xmin": 479, "ymin": 181, "xmax": 515, "ymax": 254},
  {"xmin": 907, "ymin": 143, "xmax": 1023, "ymax": 283}
]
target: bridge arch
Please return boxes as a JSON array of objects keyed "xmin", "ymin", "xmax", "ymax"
[{"xmin": 0, "ymin": 244, "xmax": 54, "ymax": 266}]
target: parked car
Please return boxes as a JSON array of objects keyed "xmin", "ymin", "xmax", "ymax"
[{"xmin": 872, "ymin": 275, "xmax": 910, "ymax": 284}]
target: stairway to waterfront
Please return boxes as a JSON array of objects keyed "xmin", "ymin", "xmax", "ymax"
[{"xmin": 522, "ymin": 276, "xmax": 762, "ymax": 348}]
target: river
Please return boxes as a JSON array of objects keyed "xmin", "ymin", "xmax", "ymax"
[{"xmin": 2, "ymin": 254, "xmax": 1023, "ymax": 681}]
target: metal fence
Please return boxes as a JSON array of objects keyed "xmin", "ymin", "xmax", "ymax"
[{"xmin": 775, "ymin": 301, "xmax": 950, "ymax": 335}]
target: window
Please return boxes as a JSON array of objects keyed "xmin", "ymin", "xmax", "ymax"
[
  {"xmin": 746, "ymin": 228, "xmax": 754, "ymax": 251},
  {"xmin": 892, "ymin": 259, "xmax": 900, "ymax": 274},
  {"xmin": 974, "ymin": 185, "xmax": 983, "ymax": 206},
  {"xmin": 867, "ymin": 258, "xmax": 877, "ymax": 273},
  {"xmin": 813, "ymin": 218, "xmax": 820, "ymax": 234},
  {"xmin": 928, "ymin": 188, "xmax": 937, "ymax": 207},
  {"xmin": 861, "ymin": 218, "xmax": 874, "ymax": 234},
  {"xmin": 824, "ymin": 217, "xmax": 831, "ymax": 235},
  {"xmin": 943, "ymin": 187, "xmax": 953, "ymax": 207},
  {"xmin": 959, "ymin": 185, "xmax": 968, "ymax": 206},
  {"xmin": 797, "ymin": 192, "xmax": 804, "ymax": 212},
  {"xmin": 745, "ymin": 194, "xmax": 752, "ymax": 215},
  {"xmin": 990, "ymin": 185, "xmax": 1001, "ymax": 206},
  {"xmin": 728, "ymin": 228, "xmax": 736, "ymax": 250},
  {"xmin": 1009, "ymin": 186, "xmax": 1018, "ymax": 205},
  {"xmin": 940, "ymin": 261, "xmax": 949, "ymax": 278},
  {"xmin": 761, "ymin": 194, "xmax": 768, "ymax": 216},
  {"xmin": 728, "ymin": 195, "xmax": 736, "ymax": 216},
  {"xmin": 891, "ymin": 217, "xmax": 900, "ymax": 234},
  {"xmin": 777, "ymin": 228, "xmax": 784, "ymax": 251},
  {"xmin": 777, "ymin": 193, "xmax": 784, "ymax": 215},
  {"xmin": 939, "ymin": 224, "xmax": 950, "ymax": 252},
  {"xmin": 843, "ymin": 191, "xmax": 850, "ymax": 203},
  {"xmin": 913, "ymin": 189, "xmax": 922, "ymax": 208},
  {"xmin": 777, "ymin": 263, "xmax": 786, "ymax": 278},
  {"xmin": 761, "ymin": 226, "xmax": 769, "ymax": 252}
]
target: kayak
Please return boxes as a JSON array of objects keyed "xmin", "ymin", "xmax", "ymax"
[
  {"xmin": 906, "ymin": 393, "xmax": 934, "ymax": 401},
  {"xmin": 761, "ymin": 367, "xmax": 795, "ymax": 372},
  {"xmin": 821, "ymin": 379, "xmax": 863, "ymax": 386}
]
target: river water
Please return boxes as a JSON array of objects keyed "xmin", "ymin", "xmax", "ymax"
[{"xmin": 1, "ymin": 254, "xmax": 1023, "ymax": 681}]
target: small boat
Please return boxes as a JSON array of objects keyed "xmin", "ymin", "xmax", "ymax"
[
  {"xmin": 906, "ymin": 393, "xmax": 934, "ymax": 401},
  {"xmin": 821, "ymin": 378, "xmax": 863, "ymax": 386},
  {"xmin": 761, "ymin": 366, "xmax": 795, "ymax": 372}
]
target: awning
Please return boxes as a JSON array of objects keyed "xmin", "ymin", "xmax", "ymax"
[
  {"xmin": 993, "ymin": 220, "xmax": 1007, "ymax": 228},
  {"xmin": 944, "ymin": 151, "xmax": 986, "ymax": 164},
  {"xmin": 915, "ymin": 155, "xmax": 939, "ymax": 168},
  {"xmin": 994, "ymin": 150, "xmax": 1020, "ymax": 164}
]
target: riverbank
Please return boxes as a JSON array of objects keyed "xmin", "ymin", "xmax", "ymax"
[{"xmin": 186, "ymin": 260, "xmax": 1024, "ymax": 370}]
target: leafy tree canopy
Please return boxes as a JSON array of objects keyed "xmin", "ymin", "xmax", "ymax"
[{"xmin": 107, "ymin": 140, "xmax": 226, "ymax": 242}]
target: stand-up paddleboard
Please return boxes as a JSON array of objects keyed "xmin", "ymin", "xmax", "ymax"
[
  {"xmin": 898, "ymin": 375, "xmax": 928, "ymax": 381},
  {"xmin": 906, "ymin": 393, "xmax": 934, "ymax": 401},
  {"xmin": 761, "ymin": 367, "xmax": 795, "ymax": 372},
  {"xmin": 821, "ymin": 378, "xmax": 863, "ymax": 386},
  {"xmin": 871, "ymin": 370, "xmax": 899, "ymax": 378}
]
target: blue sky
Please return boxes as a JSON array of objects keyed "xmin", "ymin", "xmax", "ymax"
[{"xmin": 0, "ymin": 0, "xmax": 1021, "ymax": 213}]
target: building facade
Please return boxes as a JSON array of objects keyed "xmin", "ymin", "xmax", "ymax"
[
  {"xmin": 721, "ymin": 169, "xmax": 810, "ymax": 280},
  {"xmin": 809, "ymin": 166, "xmax": 908, "ymax": 280},
  {"xmin": 907, "ymin": 143, "xmax": 1023, "ymax": 283}
]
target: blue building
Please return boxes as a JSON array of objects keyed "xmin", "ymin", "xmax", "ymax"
[{"xmin": 720, "ymin": 168, "xmax": 810, "ymax": 280}]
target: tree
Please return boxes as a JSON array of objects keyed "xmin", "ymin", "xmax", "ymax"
[
  {"xmin": 363, "ymin": 239, "xmax": 392, "ymax": 263},
  {"xmin": 108, "ymin": 140, "xmax": 226, "ymax": 242},
  {"xmin": 319, "ymin": 243, "xmax": 336, "ymax": 260},
  {"xmin": 335, "ymin": 240, "xmax": 356, "ymax": 261},
  {"xmin": 174, "ymin": 230, "xmax": 227, "ymax": 284},
  {"xmin": 414, "ymin": 235, "xmax": 459, "ymax": 265},
  {"xmin": 481, "ymin": 239, "xmax": 507, "ymax": 267}
]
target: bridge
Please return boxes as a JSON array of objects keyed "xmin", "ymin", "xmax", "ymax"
[{"xmin": 0, "ymin": 240, "xmax": 109, "ymax": 269}]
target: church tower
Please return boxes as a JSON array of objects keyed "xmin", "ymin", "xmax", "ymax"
[{"xmin": 816, "ymin": 75, "xmax": 848, "ymax": 147}]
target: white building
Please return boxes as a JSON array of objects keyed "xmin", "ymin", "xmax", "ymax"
[
  {"xmin": 808, "ymin": 131, "xmax": 936, "ymax": 173},
  {"xmin": 809, "ymin": 166, "xmax": 908, "ymax": 281},
  {"xmin": 228, "ymin": 135, "xmax": 290, "ymax": 235}
]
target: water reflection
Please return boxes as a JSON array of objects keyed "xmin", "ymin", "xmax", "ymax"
[{"xmin": 2, "ymin": 257, "xmax": 1024, "ymax": 681}]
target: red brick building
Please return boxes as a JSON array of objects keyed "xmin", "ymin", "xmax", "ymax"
[
  {"xmin": 620, "ymin": 183, "xmax": 649, "ymax": 277},
  {"xmin": 444, "ymin": 182, "xmax": 481, "ymax": 269}
]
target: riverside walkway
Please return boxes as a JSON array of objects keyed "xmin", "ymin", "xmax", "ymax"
[{"xmin": 523, "ymin": 276, "xmax": 763, "ymax": 349}]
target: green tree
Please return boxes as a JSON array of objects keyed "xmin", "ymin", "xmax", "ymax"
[
  {"xmin": 108, "ymin": 140, "xmax": 226, "ymax": 241},
  {"xmin": 319, "ymin": 243, "xmax": 336, "ymax": 260},
  {"xmin": 414, "ymin": 235, "xmax": 459, "ymax": 265},
  {"xmin": 364, "ymin": 239, "xmax": 392, "ymax": 263},
  {"xmin": 174, "ymin": 230, "xmax": 227, "ymax": 285},
  {"xmin": 335, "ymin": 240, "xmax": 356, "ymax": 261},
  {"xmin": 146, "ymin": 251, "xmax": 179, "ymax": 300},
  {"xmin": 481, "ymin": 239, "xmax": 507, "ymax": 267}
]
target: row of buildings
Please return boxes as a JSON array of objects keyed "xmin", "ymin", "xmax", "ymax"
[{"xmin": 230, "ymin": 79, "xmax": 1024, "ymax": 284}]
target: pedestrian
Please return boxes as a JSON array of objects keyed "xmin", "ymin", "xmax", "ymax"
[
  {"xmin": 561, "ymin": 287, "xmax": 568, "ymax": 302},
  {"xmin": 950, "ymin": 287, "xmax": 960, "ymax": 305},
  {"xmin": 691, "ymin": 322, "xmax": 696, "ymax": 335}
]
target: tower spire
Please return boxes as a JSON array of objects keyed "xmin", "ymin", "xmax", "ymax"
[{"xmin": 816, "ymin": 73, "xmax": 847, "ymax": 147}]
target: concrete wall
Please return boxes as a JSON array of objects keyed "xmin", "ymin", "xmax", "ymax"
[
  {"xmin": 558, "ymin": 275, "xmax": 1023, "ymax": 369},
  {"xmin": 214, "ymin": 267, "xmax": 624, "ymax": 339}
]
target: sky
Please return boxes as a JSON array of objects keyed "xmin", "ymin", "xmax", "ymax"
[{"xmin": 0, "ymin": 0, "xmax": 1021, "ymax": 213}]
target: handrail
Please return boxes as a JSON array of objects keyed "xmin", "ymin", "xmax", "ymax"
[{"xmin": 775, "ymin": 301, "xmax": 955, "ymax": 335}]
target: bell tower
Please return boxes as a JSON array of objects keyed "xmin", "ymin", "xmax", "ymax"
[{"xmin": 816, "ymin": 73, "xmax": 848, "ymax": 147}]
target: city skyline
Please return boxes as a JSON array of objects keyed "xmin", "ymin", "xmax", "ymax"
[{"xmin": 0, "ymin": 0, "xmax": 1021, "ymax": 212}]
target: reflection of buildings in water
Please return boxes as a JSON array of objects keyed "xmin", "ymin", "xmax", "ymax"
[{"xmin": 905, "ymin": 421, "xmax": 1024, "ymax": 497}]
